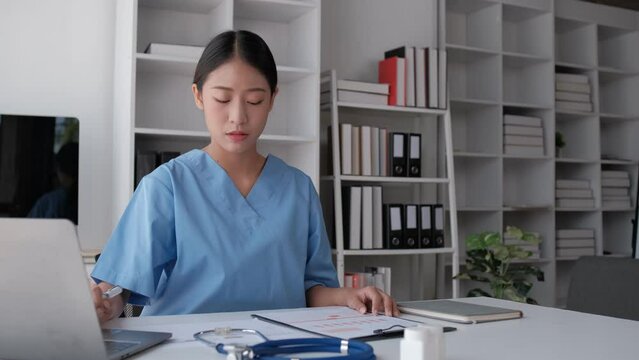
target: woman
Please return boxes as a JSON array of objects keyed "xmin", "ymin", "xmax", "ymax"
[{"xmin": 91, "ymin": 30, "xmax": 398, "ymax": 323}]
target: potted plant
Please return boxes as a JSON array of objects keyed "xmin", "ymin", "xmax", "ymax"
[
  {"xmin": 556, "ymin": 131, "xmax": 566, "ymax": 158},
  {"xmin": 454, "ymin": 226, "xmax": 545, "ymax": 304}
]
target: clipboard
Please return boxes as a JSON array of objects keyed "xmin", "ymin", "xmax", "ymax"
[{"xmin": 252, "ymin": 306, "xmax": 455, "ymax": 341}]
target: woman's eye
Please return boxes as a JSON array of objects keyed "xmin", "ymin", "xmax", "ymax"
[
  {"xmin": 214, "ymin": 98, "xmax": 230, "ymax": 104},
  {"xmin": 247, "ymin": 100, "xmax": 264, "ymax": 105}
]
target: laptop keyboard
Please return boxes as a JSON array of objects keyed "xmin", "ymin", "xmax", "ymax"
[{"xmin": 104, "ymin": 340, "xmax": 139, "ymax": 354}]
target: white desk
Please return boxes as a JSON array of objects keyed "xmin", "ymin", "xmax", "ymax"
[{"xmin": 105, "ymin": 297, "xmax": 639, "ymax": 359}]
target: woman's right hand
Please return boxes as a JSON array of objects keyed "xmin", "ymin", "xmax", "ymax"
[{"xmin": 90, "ymin": 281, "xmax": 125, "ymax": 324}]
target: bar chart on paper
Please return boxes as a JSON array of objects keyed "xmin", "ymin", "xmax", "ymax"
[{"xmin": 253, "ymin": 306, "xmax": 421, "ymax": 339}]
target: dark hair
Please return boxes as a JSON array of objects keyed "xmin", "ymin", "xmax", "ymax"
[{"xmin": 193, "ymin": 30, "xmax": 278, "ymax": 94}]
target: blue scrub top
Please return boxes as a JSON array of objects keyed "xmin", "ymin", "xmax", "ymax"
[{"xmin": 92, "ymin": 149, "xmax": 339, "ymax": 316}]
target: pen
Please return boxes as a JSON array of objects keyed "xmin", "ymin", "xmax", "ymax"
[{"xmin": 102, "ymin": 286, "xmax": 123, "ymax": 299}]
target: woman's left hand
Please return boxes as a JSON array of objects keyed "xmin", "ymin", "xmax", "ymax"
[{"xmin": 344, "ymin": 286, "xmax": 399, "ymax": 317}]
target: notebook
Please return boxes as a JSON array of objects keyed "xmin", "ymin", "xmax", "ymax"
[
  {"xmin": 398, "ymin": 300, "xmax": 523, "ymax": 324},
  {"xmin": 0, "ymin": 219, "xmax": 171, "ymax": 360}
]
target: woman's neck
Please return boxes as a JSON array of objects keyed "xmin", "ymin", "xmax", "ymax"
[{"xmin": 204, "ymin": 143, "xmax": 266, "ymax": 196}]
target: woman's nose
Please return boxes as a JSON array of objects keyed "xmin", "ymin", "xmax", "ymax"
[{"xmin": 228, "ymin": 99, "xmax": 248, "ymax": 124}]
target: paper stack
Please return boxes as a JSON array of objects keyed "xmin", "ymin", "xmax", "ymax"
[
  {"xmin": 555, "ymin": 73, "xmax": 593, "ymax": 112},
  {"xmin": 321, "ymin": 79, "xmax": 390, "ymax": 106},
  {"xmin": 503, "ymin": 115, "xmax": 544, "ymax": 156},
  {"xmin": 556, "ymin": 228, "xmax": 595, "ymax": 258},
  {"xmin": 503, "ymin": 232, "xmax": 541, "ymax": 259},
  {"xmin": 602, "ymin": 170, "xmax": 632, "ymax": 209},
  {"xmin": 556, "ymin": 179, "xmax": 595, "ymax": 208}
]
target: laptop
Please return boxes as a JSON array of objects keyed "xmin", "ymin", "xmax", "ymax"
[{"xmin": 0, "ymin": 219, "xmax": 171, "ymax": 360}]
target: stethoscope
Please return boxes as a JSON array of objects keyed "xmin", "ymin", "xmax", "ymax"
[{"xmin": 193, "ymin": 327, "xmax": 375, "ymax": 360}]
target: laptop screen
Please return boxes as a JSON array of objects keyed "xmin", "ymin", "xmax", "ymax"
[{"xmin": 0, "ymin": 114, "xmax": 79, "ymax": 224}]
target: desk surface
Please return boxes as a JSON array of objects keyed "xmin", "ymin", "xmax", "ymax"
[{"xmin": 105, "ymin": 297, "xmax": 639, "ymax": 359}]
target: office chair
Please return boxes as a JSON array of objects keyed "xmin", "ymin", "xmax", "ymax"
[{"xmin": 566, "ymin": 256, "xmax": 639, "ymax": 321}]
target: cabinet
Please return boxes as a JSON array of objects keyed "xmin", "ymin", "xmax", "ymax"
[
  {"xmin": 112, "ymin": 0, "xmax": 321, "ymax": 217},
  {"xmin": 319, "ymin": 70, "xmax": 460, "ymax": 299}
]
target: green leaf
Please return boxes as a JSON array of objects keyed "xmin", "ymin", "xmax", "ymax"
[
  {"xmin": 505, "ymin": 226, "xmax": 523, "ymax": 239},
  {"xmin": 467, "ymin": 288, "xmax": 492, "ymax": 298}
]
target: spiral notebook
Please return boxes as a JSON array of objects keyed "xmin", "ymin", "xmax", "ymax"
[{"xmin": 398, "ymin": 300, "xmax": 523, "ymax": 324}]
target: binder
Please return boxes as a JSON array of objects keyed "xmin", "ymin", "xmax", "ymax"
[
  {"xmin": 389, "ymin": 132, "xmax": 407, "ymax": 177},
  {"xmin": 404, "ymin": 204, "xmax": 419, "ymax": 249},
  {"xmin": 361, "ymin": 186, "xmax": 373, "ymax": 249},
  {"xmin": 342, "ymin": 186, "xmax": 362, "ymax": 249},
  {"xmin": 408, "ymin": 133, "xmax": 421, "ymax": 177},
  {"xmin": 419, "ymin": 205, "xmax": 433, "ymax": 248},
  {"xmin": 383, "ymin": 204, "xmax": 404, "ymax": 249},
  {"xmin": 432, "ymin": 204, "xmax": 445, "ymax": 248}
]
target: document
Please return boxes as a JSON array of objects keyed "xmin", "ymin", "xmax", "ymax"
[{"xmin": 253, "ymin": 306, "xmax": 422, "ymax": 340}]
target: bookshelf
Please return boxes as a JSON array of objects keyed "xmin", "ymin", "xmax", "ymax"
[
  {"xmin": 112, "ymin": 0, "xmax": 321, "ymax": 217},
  {"xmin": 443, "ymin": 0, "xmax": 639, "ymax": 307}
]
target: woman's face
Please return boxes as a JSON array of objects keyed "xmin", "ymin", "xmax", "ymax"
[{"xmin": 192, "ymin": 57, "xmax": 277, "ymax": 156}]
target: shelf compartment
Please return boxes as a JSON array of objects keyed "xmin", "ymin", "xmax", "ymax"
[
  {"xmin": 454, "ymin": 157, "xmax": 501, "ymax": 209},
  {"xmin": 503, "ymin": 157, "xmax": 554, "ymax": 207},
  {"xmin": 603, "ymin": 212, "xmax": 636, "ymax": 256},
  {"xmin": 503, "ymin": 107, "xmax": 554, "ymax": 157},
  {"xmin": 599, "ymin": 72, "xmax": 639, "ymax": 117},
  {"xmin": 137, "ymin": 0, "xmax": 231, "ymax": 53},
  {"xmin": 455, "ymin": 211, "xmax": 502, "ymax": 255},
  {"xmin": 601, "ymin": 120, "xmax": 639, "ymax": 163},
  {"xmin": 555, "ymin": 114, "xmax": 599, "ymax": 160},
  {"xmin": 451, "ymin": 101, "xmax": 501, "ymax": 154},
  {"xmin": 448, "ymin": 48, "xmax": 500, "ymax": 102},
  {"xmin": 502, "ymin": 3, "xmax": 552, "ymax": 58},
  {"xmin": 234, "ymin": 0, "xmax": 319, "ymax": 70},
  {"xmin": 504, "ymin": 209, "xmax": 554, "ymax": 259},
  {"xmin": 503, "ymin": 57, "xmax": 553, "ymax": 107},
  {"xmin": 554, "ymin": 18, "xmax": 597, "ymax": 68},
  {"xmin": 597, "ymin": 25, "xmax": 639, "ymax": 73},
  {"xmin": 445, "ymin": 0, "xmax": 500, "ymax": 52}
]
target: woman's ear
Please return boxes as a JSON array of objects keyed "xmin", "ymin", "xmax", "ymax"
[
  {"xmin": 268, "ymin": 87, "xmax": 279, "ymax": 112},
  {"xmin": 192, "ymin": 84, "xmax": 204, "ymax": 110}
]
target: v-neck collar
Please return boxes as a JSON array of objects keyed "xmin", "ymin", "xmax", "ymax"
[{"xmin": 190, "ymin": 149, "xmax": 283, "ymax": 214}]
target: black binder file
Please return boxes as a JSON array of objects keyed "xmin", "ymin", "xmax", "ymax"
[
  {"xmin": 432, "ymin": 204, "xmax": 445, "ymax": 248},
  {"xmin": 383, "ymin": 204, "xmax": 404, "ymax": 249},
  {"xmin": 390, "ymin": 133, "xmax": 407, "ymax": 177},
  {"xmin": 408, "ymin": 133, "xmax": 421, "ymax": 177},
  {"xmin": 404, "ymin": 204, "xmax": 419, "ymax": 249},
  {"xmin": 419, "ymin": 205, "xmax": 433, "ymax": 248}
]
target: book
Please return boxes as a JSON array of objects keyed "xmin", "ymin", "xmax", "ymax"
[
  {"xmin": 372, "ymin": 186, "xmax": 383, "ymax": 249},
  {"xmin": 427, "ymin": 47, "xmax": 438, "ymax": 108},
  {"xmin": 557, "ymin": 238, "xmax": 595, "ymax": 248},
  {"xmin": 371, "ymin": 127, "xmax": 380, "ymax": 176},
  {"xmin": 379, "ymin": 128, "xmax": 388, "ymax": 177},
  {"xmin": 385, "ymin": 46, "xmax": 415, "ymax": 107},
  {"xmin": 556, "ymin": 198, "xmax": 595, "ymax": 208},
  {"xmin": 556, "ymin": 189, "xmax": 594, "ymax": 198},
  {"xmin": 555, "ymin": 179, "xmax": 591, "ymax": 189},
  {"xmin": 503, "ymin": 125, "xmax": 543, "ymax": 136},
  {"xmin": 504, "ymin": 135, "xmax": 544, "ymax": 146},
  {"xmin": 556, "ymin": 247, "xmax": 595, "ymax": 257},
  {"xmin": 504, "ymin": 144, "xmax": 544, "ymax": 156},
  {"xmin": 556, "ymin": 101, "xmax": 593, "ymax": 112},
  {"xmin": 415, "ymin": 47, "xmax": 426, "ymax": 107},
  {"xmin": 343, "ymin": 186, "xmax": 362, "ymax": 249},
  {"xmin": 556, "ymin": 81, "xmax": 591, "ymax": 94},
  {"xmin": 337, "ymin": 79, "xmax": 389, "ymax": 94},
  {"xmin": 398, "ymin": 300, "xmax": 523, "ymax": 324},
  {"xmin": 333, "ymin": 90, "xmax": 388, "ymax": 105},
  {"xmin": 352, "ymin": 126, "xmax": 361, "ymax": 175},
  {"xmin": 557, "ymin": 228, "xmax": 595, "ymax": 239},
  {"xmin": 361, "ymin": 126, "xmax": 372, "ymax": 176},
  {"xmin": 555, "ymin": 73, "xmax": 589, "ymax": 84},
  {"xmin": 144, "ymin": 43, "xmax": 204, "ymax": 58},
  {"xmin": 602, "ymin": 178, "xmax": 631, "ymax": 187},
  {"xmin": 602, "ymin": 187, "xmax": 628, "ymax": 196},
  {"xmin": 340, "ymin": 123, "xmax": 352, "ymax": 175},
  {"xmin": 555, "ymin": 91, "xmax": 590, "ymax": 103},
  {"xmin": 503, "ymin": 114, "xmax": 542, "ymax": 127},
  {"xmin": 602, "ymin": 170, "xmax": 629, "ymax": 179},
  {"xmin": 361, "ymin": 186, "xmax": 373, "ymax": 249},
  {"xmin": 438, "ymin": 49, "xmax": 447, "ymax": 109},
  {"xmin": 378, "ymin": 56, "xmax": 406, "ymax": 106},
  {"xmin": 603, "ymin": 198, "xmax": 632, "ymax": 208}
]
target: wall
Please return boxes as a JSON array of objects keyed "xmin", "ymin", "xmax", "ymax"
[{"xmin": 0, "ymin": 0, "xmax": 116, "ymax": 250}]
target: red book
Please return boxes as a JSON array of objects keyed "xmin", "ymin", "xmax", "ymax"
[{"xmin": 378, "ymin": 56, "xmax": 405, "ymax": 106}]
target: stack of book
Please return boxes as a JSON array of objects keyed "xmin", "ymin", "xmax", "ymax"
[
  {"xmin": 342, "ymin": 186, "xmax": 384, "ymax": 250},
  {"xmin": 556, "ymin": 179, "xmax": 595, "ymax": 208},
  {"xmin": 503, "ymin": 115, "xmax": 544, "ymax": 156},
  {"xmin": 378, "ymin": 46, "xmax": 447, "ymax": 109},
  {"xmin": 144, "ymin": 42, "xmax": 204, "ymax": 59},
  {"xmin": 344, "ymin": 266, "xmax": 391, "ymax": 294},
  {"xmin": 336, "ymin": 124, "xmax": 389, "ymax": 177},
  {"xmin": 556, "ymin": 228, "xmax": 595, "ymax": 258},
  {"xmin": 602, "ymin": 170, "xmax": 632, "ymax": 208},
  {"xmin": 555, "ymin": 73, "xmax": 593, "ymax": 112},
  {"xmin": 503, "ymin": 232, "xmax": 541, "ymax": 259},
  {"xmin": 320, "ymin": 79, "xmax": 389, "ymax": 106}
]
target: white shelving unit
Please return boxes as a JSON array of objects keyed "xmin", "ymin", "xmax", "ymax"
[
  {"xmin": 445, "ymin": 0, "xmax": 639, "ymax": 307},
  {"xmin": 320, "ymin": 70, "xmax": 460, "ymax": 299},
  {"xmin": 112, "ymin": 0, "xmax": 322, "ymax": 216}
]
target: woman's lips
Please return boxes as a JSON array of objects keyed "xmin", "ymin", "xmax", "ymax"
[{"xmin": 227, "ymin": 131, "xmax": 248, "ymax": 142}]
